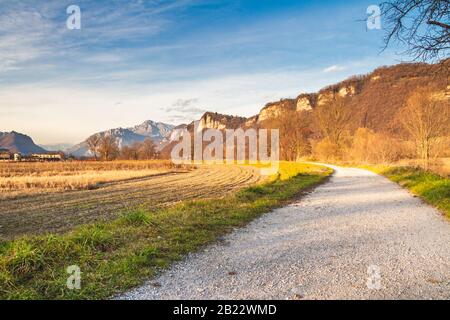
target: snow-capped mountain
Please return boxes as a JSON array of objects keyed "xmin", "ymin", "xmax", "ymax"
[
  {"xmin": 67, "ymin": 120, "xmax": 175, "ymax": 157},
  {"xmin": 132, "ymin": 120, "xmax": 174, "ymax": 139}
]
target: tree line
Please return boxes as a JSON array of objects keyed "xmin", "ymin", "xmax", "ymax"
[
  {"xmin": 86, "ymin": 135, "xmax": 158, "ymax": 161},
  {"xmin": 265, "ymin": 86, "xmax": 449, "ymax": 170}
]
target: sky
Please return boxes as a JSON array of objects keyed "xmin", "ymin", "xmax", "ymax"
[{"xmin": 0, "ymin": 0, "xmax": 411, "ymax": 144}]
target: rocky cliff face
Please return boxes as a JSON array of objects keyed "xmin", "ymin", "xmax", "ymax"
[
  {"xmin": 195, "ymin": 112, "xmax": 247, "ymax": 130},
  {"xmin": 255, "ymin": 59, "xmax": 448, "ymax": 133},
  {"xmin": 198, "ymin": 113, "xmax": 226, "ymax": 130},
  {"xmin": 258, "ymin": 99, "xmax": 297, "ymax": 122},
  {"xmin": 256, "ymin": 83, "xmax": 358, "ymax": 122},
  {"xmin": 296, "ymin": 94, "xmax": 314, "ymax": 111}
]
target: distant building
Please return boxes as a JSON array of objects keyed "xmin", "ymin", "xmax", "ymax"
[
  {"xmin": 14, "ymin": 153, "xmax": 22, "ymax": 161},
  {"xmin": 30, "ymin": 152, "xmax": 64, "ymax": 162}
]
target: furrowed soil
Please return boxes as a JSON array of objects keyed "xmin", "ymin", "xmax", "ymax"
[{"xmin": 0, "ymin": 165, "xmax": 263, "ymax": 240}]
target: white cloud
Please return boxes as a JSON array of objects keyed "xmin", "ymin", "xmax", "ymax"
[
  {"xmin": 0, "ymin": 9, "xmax": 57, "ymax": 72},
  {"xmin": 323, "ymin": 65, "xmax": 346, "ymax": 73}
]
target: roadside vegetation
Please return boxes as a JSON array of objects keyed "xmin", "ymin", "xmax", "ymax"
[
  {"xmin": 0, "ymin": 162, "xmax": 331, "ymax": 299},
  {"xmin": 307, "ymin": 87, "xmax": 449, "ymax": 176},
  {"xmin": 365, "ymin": 165, "xmax": 450, "ymax": 219}
]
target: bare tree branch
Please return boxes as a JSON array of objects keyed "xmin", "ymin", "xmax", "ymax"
[
  {"xmin": 380, "ymin": 0, "xmax": 450, "ymax": 62},
  {"xmin": 428, "ymin": 20, "xmax": 450, "ymax": 29}
]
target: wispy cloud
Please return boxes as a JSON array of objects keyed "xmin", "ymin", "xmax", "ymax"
[
  {"xmin": 323, "ymin": 65, "xmax": 346, "ymax": 73},
  {"xmin": 162, "ymin": 98, "xmax": 207, "ymax": 123},
  {"xmin": 0, "ymin": 6, "xmax": 57, "ymax": 71},
  {"xmin": 0, "ymin": 0, "xmax": 194, "ymax": 76},
  {"xmin": 171, "ymin": 98, "xmax": 200, "ymax": 108}
]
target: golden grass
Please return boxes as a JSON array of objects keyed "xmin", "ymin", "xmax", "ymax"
[
  {"xmin": 337, "ymin": 158, "xmax": 450, "ymax": 178},
  {"xmin": 0, "ymin": 160, "xmax": 190, "ymax": 198},
  {"xmin": 0, "ymin": 169, "xmax": 164, "ymax": 191},
  {"xmin": 0, "ymin": 160, "xmax": 183, "ymax": 177},
  {"xmin": 395, "ymin": 158, "xmax": 450, "ymax": 177}
]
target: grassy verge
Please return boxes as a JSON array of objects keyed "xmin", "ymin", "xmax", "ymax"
[
  {"xmin": 363, "ymin": 165, "xmax": 450, "ymax": 218},
  {"xmin": 0, "ymin": 162, "xmax": 331, "ymax": 300}
]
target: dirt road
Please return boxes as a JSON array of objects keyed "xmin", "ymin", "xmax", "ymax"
[
  {"xmin": 0, "ymin": 165, "xmax": 263, "ymax": 240},
  {"xmin": 119, "ymin": 165, "xmax": 450, "ymax": 300}
]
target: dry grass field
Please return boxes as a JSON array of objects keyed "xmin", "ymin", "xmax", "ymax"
[
  {"xmin": 0, "ymin": 161, "xmax": 264, "ymax": 240},
  {"xmin": 0, "ymin": 160, "xmax": 189, "ymax": 199}
]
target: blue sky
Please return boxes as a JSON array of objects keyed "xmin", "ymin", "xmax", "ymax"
[{"xmin": 0, "ymin": 0, "xmax": 410, "ymax": 144}]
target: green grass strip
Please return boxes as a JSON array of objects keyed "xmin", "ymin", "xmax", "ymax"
[{"xmin": 364, "ymin": 165, "xmax": 450, "ymax": 219}]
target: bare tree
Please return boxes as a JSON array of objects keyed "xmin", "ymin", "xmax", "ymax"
[
  {"xmin": 350, "ymin": 127, "xmax": 406, "ymax": 164},
  {"xmin": 380, "ymin": 0, "xmax": 450, "ymax": 61},
  {"xmin": 399, "ymin": 87, "xmax": 450, "ymax": 168},
  {"xmin": 86, "ymin": 135, "xmax": 101, "ymax": 160},
  {"xmin": 98, "ymin": 135, "xmax": 119, "ymax": 161},
  {"xmin": 120, "ymin": 145, "xmax": 139, "ymax": 160},
  {"xmin": 314, "ymin": 97, "xmax": 353, "ymax": 150},
  {"xmin": 137, "ymin": 138, "xmax": 157, "ymax": 160},
  {"xmin": 270, "ymin": 110, "xmax": 311, "ymax": 161}
]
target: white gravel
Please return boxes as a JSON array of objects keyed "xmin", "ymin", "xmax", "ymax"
[{"xmin": 118, "ymin": 165, "xmax": 450, "ymax": 300}]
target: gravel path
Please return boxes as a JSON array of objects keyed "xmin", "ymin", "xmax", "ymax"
[{"xmin": 118, "ymin": 165, "xmax": 450, "ymax": 300}]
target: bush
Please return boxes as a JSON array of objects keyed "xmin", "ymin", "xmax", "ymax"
[
  {"xmin": 312, "ymin": 138, "xmax": 342, "ymax": 161},
  {"xmin": 349, "ymin": 128, "xmax": 408, "ymax": 163}
]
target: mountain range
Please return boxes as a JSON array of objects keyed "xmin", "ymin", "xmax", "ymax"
[
  {"xmin": 0, "ymin": 131, "xmax": 47, "ymax": 154},
  {"xmin": 2, "ymin": 59, "xmax": 448, "ymax": 157},
  {"xmin": 66, "ymin": 120, "xmax": 175, "ymax": 157}
]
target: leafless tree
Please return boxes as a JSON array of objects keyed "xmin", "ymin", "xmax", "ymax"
[
  {"xmin": 380, "ymin": 0, "xmax": 450, "ymax": 61},
  {"xmin": 399, "ymin": 87, "xmax": 450, "ymax": 168},
  {"xmin": 86, "ymin": 135, "xmax": 101, "ymax": 160},
  {"xmin": 119, "ymin": 139, "xmax": 157, "ymax": 160},
  {"xmin": 137, "ymin": 138, "xmax": 157, "ymax": 160},
  {"xmin": 98, "ymin": 135, "xmax": 119, "ymax": 161},
  {"xmin": 270, "ymin": 110, "xmax": 311, "ymax": 161},
  {"xmin": 120, "ymin": 144, "xmax": 139, "ymax": 160},
  {"xmin": 314, "ymin": 97, "xmax": 353, "ymax": 150},
  {"xmin": 350, "ymin": 127, "xmax": 406, "ymax": 163}
]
